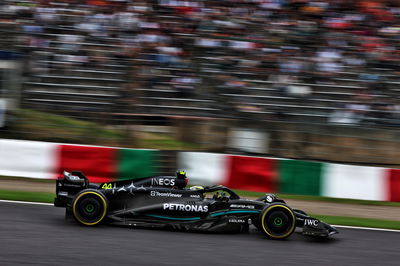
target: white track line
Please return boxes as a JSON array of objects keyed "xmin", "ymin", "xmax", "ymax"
[
  {"xmin": 333, "ymin": 225, "xmax": 400, "ymax": 233},
  {"xmin": 1, "ymin": 199, "xmax": 399, "ymax": 233},
  {"xmin": 0, "ymin": 199, "xmax": 53, "ymax": 206}
]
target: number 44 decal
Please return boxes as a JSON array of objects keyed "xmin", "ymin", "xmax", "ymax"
[{"xmin": 102, "ymin": 183, "xmax": 114, "ymax": 189}]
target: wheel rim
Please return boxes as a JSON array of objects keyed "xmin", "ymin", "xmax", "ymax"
[
  {"xmin": 78, "ymin": 198, "xmax": 101, "ymax": 220},
  {"xmin": 73, "ymin": 192, "xmax": 107, "ymax": 225},
  {"xmin": 261, "ymin": 205, "xmax": 295, "ymax": 238},
  {"xmin": 273, "ymin": 217, "xmax": 283, "ymax": 226},
  {"xmin": 85, "ymin": 204, "xmax": 95, "ymax": 213},
  {"xmin": 267, "ymin": 211, "xmax": 291, "ymax": 234}
]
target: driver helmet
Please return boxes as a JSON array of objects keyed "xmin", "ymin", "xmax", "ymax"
[
  {"xmin": 213, "ymin": 191, "xmax": 228, "ymax": 201},
  {"xmin": 176, "ymin": 170, "xmax": 187, "ymax": 179}
]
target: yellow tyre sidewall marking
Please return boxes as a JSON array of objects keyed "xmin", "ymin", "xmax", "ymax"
[
  {"xmin": 261, "ymin": 205, "xmax": 295, "ymax": 239},
  {"xmin": 73, "ymin": 191, "xmax": 107, "ymax": 226}
]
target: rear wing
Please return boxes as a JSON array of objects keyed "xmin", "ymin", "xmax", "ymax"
[
  {"xmin": 54, "ymin": 171, "xmax": 90, "ymax": 207},
  {"xmin": 63, "ymin": 171, "xmax": 89, "ymax": 186}
]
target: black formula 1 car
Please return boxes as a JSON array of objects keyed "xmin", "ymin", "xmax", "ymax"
[{"xmin": 54, "ymin": 171, "xmax": 338, "ymax": 239}]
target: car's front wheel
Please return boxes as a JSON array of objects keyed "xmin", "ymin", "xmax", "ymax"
[
  {"xmin": 258, "ymin": 203, "xmax": 296, "ymax": 239},
  {"xmin": 72, "ymin": 189, "xmax": 108, "ymax": 226}
]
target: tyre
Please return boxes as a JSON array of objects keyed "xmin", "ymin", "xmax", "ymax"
[
  {"xmin": 258, "ymin": 203, "xmax": 296, "ymax": 239},
  {"xmin": 72, "ymin": 190, "xmax": 108, "ymax": 226}
]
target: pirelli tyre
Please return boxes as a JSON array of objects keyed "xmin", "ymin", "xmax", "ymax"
[
  {"xmin": 259, "ymin": 203, "xmax": 296, "ymax": 239},
  {"xmin": 72, "ymin": 189, "xmax": 108, "ymax": 226}
]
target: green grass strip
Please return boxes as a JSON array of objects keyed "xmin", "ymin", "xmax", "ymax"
[
  {"xmin": 0, "ymin": 190, "xmax": 54, "ymax": 203},
  {"xmin": 0, "ymin": 176, "xmax": 56, "ymax": 183},
  {"xmin": 311, "ymin": 214, "xmax": 400, "ymax": 230},
  {"xmin": 1, "ymin": 178, "xmax": 400, "ymax": 207}
]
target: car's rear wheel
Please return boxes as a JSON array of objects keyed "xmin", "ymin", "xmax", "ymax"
[
  {"xmin": 259, "ymin": 203, "xmax": 296, "ymax": 239},
  {"xmin": 72, "ymin": 190, "xmax": 108, "ymax": 226}
]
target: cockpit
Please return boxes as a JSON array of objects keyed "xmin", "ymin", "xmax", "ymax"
[{"xmin": 189, "ymin": 185, "xmax": 240, "ymax": 201}]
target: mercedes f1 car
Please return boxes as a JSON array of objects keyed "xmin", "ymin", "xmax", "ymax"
[{"xmin": 54, "ymin": 171, "xmax": 338, "ymax": 239}]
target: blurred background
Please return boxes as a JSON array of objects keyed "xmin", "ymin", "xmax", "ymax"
[
  {"xmin": 2, "ymin": 0, "xmax": 400, "ymax": 170},
  {"xmin": 1, "ymin": 0, "xmax": 400, "ymax": 241}
]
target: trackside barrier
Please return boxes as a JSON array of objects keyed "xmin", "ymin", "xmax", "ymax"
[
  {"xmin": 178, "ymin": 152, "xmax": 400, "ymax": 202},
  {"xmin": 0, "ymin": 139, "xmax": 159, "ymax": 183},
  {"xmin": 1, "ymin": 139, "xmax": 399, "ymax": 201}
]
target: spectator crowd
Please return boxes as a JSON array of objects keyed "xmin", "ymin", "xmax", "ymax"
[{"xmin": 2, "ymin": 0, "xmax": 400, "ymax": 125}]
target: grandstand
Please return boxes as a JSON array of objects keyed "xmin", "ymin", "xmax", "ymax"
[
  {"xmin": 2, "ymin": 0, "xmax": 400, "ymax": 165},
  {"xmin": 1, "ymin": 0, "xmax": 398, "ymax": 121}
]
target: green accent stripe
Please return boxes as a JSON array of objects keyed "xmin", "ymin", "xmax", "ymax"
[
  {"xmin": 278, "ymin": 160, "xmax": 323, "ymax": 196},
  {"xmin": 117, "ymin": 149, "xmax": 159, "ymax": 180},
  {"xmin": 210, "ymin": 210, "xmax": 260, "ymax": 217},
  {"xmin": 145, "ymin": 214, "xmax": 201, "ymax": 221}
]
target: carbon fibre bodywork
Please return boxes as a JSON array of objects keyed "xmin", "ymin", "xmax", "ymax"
[{"xmin": 54, "ymin": 171, "xmax": 338, "ymax": 238}]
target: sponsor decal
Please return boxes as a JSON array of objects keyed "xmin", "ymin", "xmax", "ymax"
[
  {"xmin": 229, "ymin": 218, "xmax": 246, "ymax": 223},
  {"xmin": 163, "ymin": 203, "xmax": 208, "ymax": 212},
  {"xmin": 127, "ymin": 182, "xmax": 136, "ymax": 194},
  {"xmin": 150, "ymin": 191, "xmax": 182, "ymax": 198},
  {"xmin": 58, "ymin": 191, "xmax": 68, "ymax": 196},
  {"xmin": 118, "ymin": 186, "xmax": 127, "ymax": 192},
  {"xmin": 230, "ymin": 204, "xmax": 255, "ymax": 209},
  {"xmin": 105, "ymin": 184, "xmax": 146, "ymax": 194},
  {"xmin": 304, "ymin": 219, "xmax": 319, "ymax": 226},
  {"xmin": 190, "ymin": 194, "xmax": 201, "ymax": 198},
  {"xmin": 137, "ymin": 185, "xmax": 146, "ymax": 191},
  {"xmin": 152, "ymin": 178, "xmax": 176, "ymax": 186}
]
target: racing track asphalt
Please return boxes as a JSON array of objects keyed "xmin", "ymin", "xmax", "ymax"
[{"xmin": 0, "ymin": 201, "xmax": 399, "ymax": 266}]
